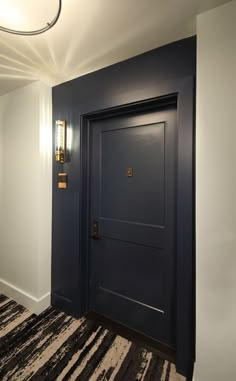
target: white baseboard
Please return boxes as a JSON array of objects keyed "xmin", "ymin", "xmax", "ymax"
[{"xmin": 0, "ymin": 278, "xmax": 50, "ymax": 315}]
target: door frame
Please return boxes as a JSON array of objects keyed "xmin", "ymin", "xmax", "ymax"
[{"xmin": 79, "ymin": 77, "xmax": 195, "ymax": 378}]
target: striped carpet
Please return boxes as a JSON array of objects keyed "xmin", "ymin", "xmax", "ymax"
[{"xmin": 0, "ymin": 294, "xmax": 185, "ymax": 381}]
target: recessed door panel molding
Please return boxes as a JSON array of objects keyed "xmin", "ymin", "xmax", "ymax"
[
  {"xmin": 91, "ymin": 238, "xmax": 169, "ymax": 313},
  {"xmin": 100, "ymin": 122, "xmax": 165, "ymax": 227},
  {"xmin": 90, "ymin": 104, "xmax": 176, "ymax": 348}
]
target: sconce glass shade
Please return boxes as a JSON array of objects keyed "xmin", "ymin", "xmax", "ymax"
[{"xmin": 55, "ymin": 120, "xmax": 66, "ymax": 163}]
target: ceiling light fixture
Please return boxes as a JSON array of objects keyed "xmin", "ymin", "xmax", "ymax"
[{"xmin": 0, "ymin": 0, "xmax": 62, "ymax": 36}]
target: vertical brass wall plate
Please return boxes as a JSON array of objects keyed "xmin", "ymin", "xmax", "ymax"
[
  {"xmin": 57, "ymin": 173, "xmax": 67, "ymax": 189},
  {"xmin": 126, "ymin": 168, "xmax": 133, "ymax": 177},
  {"xmin": 55, "ymin": 120, "xmax": 66, "ymax": 163}
]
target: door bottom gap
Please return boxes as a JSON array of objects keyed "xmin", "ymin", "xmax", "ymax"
[{"xmin": 85, "ymin": 310, "xmax": 176, "ymax": 363}]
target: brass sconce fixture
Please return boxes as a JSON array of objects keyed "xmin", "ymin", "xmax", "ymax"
[{"xmin": 55, "ymin": 120, "xmax": 66, "ymax": 163}]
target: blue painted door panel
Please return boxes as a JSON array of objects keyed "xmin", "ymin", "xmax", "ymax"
[{"xmin": 90, "ymin": 105, "xmax": 177, "ymax": 347}]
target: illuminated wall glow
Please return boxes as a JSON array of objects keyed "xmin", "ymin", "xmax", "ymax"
[
  {"xmin": 66, "ymin": 125, "xmax": 73, "ymax": 153},
  {"xmin": 40, "ymin": 96, "xmax": 52, "ymax": 160}
]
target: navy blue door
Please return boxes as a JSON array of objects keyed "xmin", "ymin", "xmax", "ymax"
[{"xmin": 90, "ymin": 104, "xmax": 177, "ymax": 347}]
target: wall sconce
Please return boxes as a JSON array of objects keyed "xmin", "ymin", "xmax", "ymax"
[{"xmin": 55, "ymin": 120, "xmax": 66, "ymax": 163}]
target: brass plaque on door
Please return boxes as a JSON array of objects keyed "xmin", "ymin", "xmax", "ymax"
[{"xmin": 126, "ymin": 168, "xmax": 133, "ymax": 177}]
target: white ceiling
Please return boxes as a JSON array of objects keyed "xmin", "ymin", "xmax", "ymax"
[{"xmin": 0, "ymin": 0, "xmax": 230, "ymax": 96}]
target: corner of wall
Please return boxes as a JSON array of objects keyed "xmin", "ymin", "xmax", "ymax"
[
  {"xmin": 0, "ymin": 278, "xmax": 50, "ymax": 315},
  {"xmin": 38, "ymin": 82, "xmax": 53, "ymax": 299}
]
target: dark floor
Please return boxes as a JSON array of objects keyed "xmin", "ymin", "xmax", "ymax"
[{"xmin": 0, "ymin": 294, "xmax": 185, "ymax": 380}]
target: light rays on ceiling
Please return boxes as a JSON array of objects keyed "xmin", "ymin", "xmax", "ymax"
[{"xmin": 0, "ymin": 0, "xmax": 231, "ymax": 96}]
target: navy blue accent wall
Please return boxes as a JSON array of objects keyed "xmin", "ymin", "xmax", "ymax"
[
  {"xmin": 52, "ymin": 36, "xmax": 196, "ymax": 312},
  {"xmin": 52, "ymin": 36, "xmax": 196, "ymax": 375}
]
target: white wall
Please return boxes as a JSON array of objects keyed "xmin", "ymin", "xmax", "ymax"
[
  {"xmin": 0, "ymin": 100, "xmax": 4, "ymax": 220},
  {"xmin": 0, "ymin": 82, "xmax": 52, "ymax": 314},
  {"xmin": 196, "ymin": 2, "xmax": 236, "ymax": 380}
]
